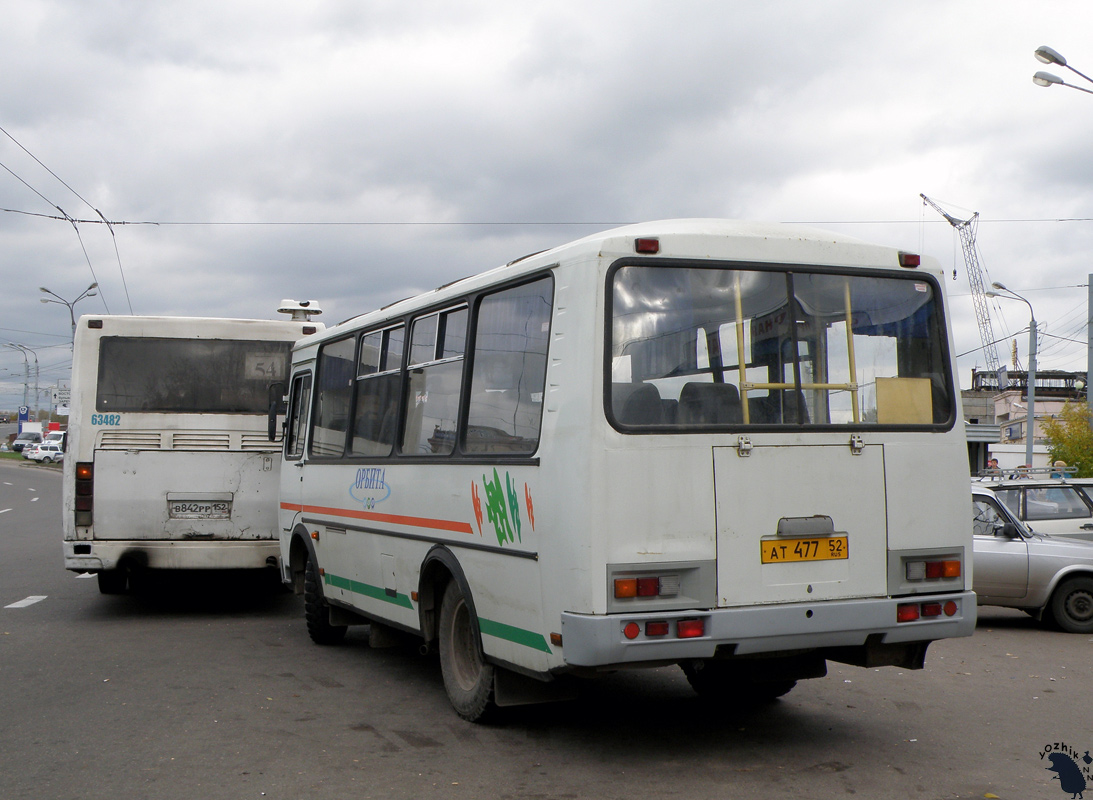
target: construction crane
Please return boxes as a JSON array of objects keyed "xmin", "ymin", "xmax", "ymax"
[{"xmin": 920, "ymin": 194, "xmax": 1001, "ymax": 373}]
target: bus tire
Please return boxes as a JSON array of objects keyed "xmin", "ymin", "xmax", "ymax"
[
  {"xmin": 1049, "ymin": 576, "xmax": 1093, "ymax": 633},
  {"xmin": 438, "ymin": 580, "xmax": 495, "ymax": 722},
  {"xmin": 681, "ymin": 660, "xmax": 796, "ymax": 705},
  {"xmin": 303, "ymin": 555, "xmax": 346, "ymax": 645},
  {"xmin": 97, "ymin": 568, "xmax": 127, "ymax": 595}
]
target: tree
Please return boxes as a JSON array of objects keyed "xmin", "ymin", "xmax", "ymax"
[{"xmin": 1040, "ymin": 402, "xmax": 1093, "ymax": 478}]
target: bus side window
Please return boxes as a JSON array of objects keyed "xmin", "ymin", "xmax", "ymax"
[
  {"xmin": 285, "ymin": 374, "xmax": 311, "ymax": 460},
  {"xmin": 401, "ymin": 307, "xmax": 467, "ymax": 456},
  {"xmin": 310, "ymin": 336, "xmax": 356, "ymax": 458},
  {"xmin": 350, "ymin": 327, "xmax": 404, "ymax": 458},
  {"xmin": 464, "ymin": 277, "xmax": 552, "ymax": 453}
]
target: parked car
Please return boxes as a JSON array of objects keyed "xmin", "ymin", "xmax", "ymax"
[
  {"xmin": 972, "ymin": 476, "xmax": 1093, "ymax": 542},
  {"xmin": 30, "ymin": 443, "xmax": 63, "ymax": 463},
  {"xmin": 11, "ymin": 431, "xmax": 42, "ymax": 452},
  {"xmin": 21, "ymin": 442, "xmax": 39, "ymax": 459},
  {"xmin": 971, "ymin": 484, "xmax": 1093, "ymax": 633}
]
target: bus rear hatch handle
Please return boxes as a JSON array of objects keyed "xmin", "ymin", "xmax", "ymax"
[{"xmin": 850, "ymin": 434, "xmax": 864, "ymax": 455}]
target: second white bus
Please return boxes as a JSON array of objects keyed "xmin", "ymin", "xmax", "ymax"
[
  {"xmin": 63, "ymin": 308, "xmax": 322, "ymax": 593},
  {"xmin": 275, "ymin": 219, "xmax": 975, "ymax": 720}
]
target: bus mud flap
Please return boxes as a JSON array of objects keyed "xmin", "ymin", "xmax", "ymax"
[{"xmin": 493, "ymin": 668, "xmax": 578, "ymax": 708}]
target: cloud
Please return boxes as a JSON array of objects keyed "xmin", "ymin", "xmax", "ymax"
[{"xmin": 3, "ymin": 0, "xmax": 1093, "ymax": 407}]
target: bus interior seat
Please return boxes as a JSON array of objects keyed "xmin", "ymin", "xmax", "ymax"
[
  {"xmin": 678, "ymin": 382, "xmax": 742, "ymax": 425},
  {"xmin": 615, "ymin": 383, "xmax": 664, "ymax": 425}
]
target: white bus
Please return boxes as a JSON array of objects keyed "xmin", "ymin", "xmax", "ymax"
[
  {"xmin": 276, "ymin": 220, "xmax": 975, "ymax": 720},
  {"xmin": 63, "ymin": 306, "xmax": 323, "ymax": 594}
]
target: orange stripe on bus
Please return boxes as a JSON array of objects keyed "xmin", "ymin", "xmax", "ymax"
[{"xmin": 280, "ymin": 502, "xmax": 474, "ymax": 534}]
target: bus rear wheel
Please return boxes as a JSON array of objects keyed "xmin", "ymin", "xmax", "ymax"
[
  {"xmin": 438, "ymin": 581, "xmax": 495, "ymax": 722},
  {"xmin": 97, "ymin": 568, "xmax": 127, "ymax": 595},
  {"xmin": 681, "ymin": 660, "xmax": 797, "ymax": 705},
  {"xmin": 303, "ymin": 555, "xmax": 346, "ymax": 645}
]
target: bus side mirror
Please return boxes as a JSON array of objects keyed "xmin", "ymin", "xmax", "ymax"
[{"xmin": 267, "ymin": 381, "xmax": 286, "ymax": 442}]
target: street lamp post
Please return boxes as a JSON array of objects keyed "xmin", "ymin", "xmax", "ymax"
[
  {"xmin": 40, "ymin": 283, "xmax": 98, "ymax": 347},
  {"xmin": 985, "ymin": 283, "xmax": 1037, "ymax": 469},
  {"xmin": 2, "ymin": 343, "xmax": 29, "ymax": 410},
  {"xmin": 1033, "ymin": 46, "xmax": 1093, "ymax": 95}
]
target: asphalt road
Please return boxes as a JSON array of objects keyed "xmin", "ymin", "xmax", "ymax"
[{"xmin": 1, "ymin": 459, "xmax": 1091, "ymax": 800}]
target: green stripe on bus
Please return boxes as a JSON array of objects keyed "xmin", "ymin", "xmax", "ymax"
[
  {"xmin": 477, "ymin": 617, "xmax": 552, "ymax": 654},
  {"xmin": 323, "ymin": 573, "xmax": 414, "ymax": 609}
]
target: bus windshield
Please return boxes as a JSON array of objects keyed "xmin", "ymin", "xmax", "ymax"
[
  {"xmin": 610, "ymin": 264, "xmax": 952, "ymax": 429},
  {"xmin": 96, "ymin": 337, "xmax": 291, "ymax": 414}
]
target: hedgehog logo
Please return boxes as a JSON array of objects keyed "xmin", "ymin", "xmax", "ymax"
[{"xmin": 1046, "ymin": 752, "xmax": 1087, "ymax": 799}]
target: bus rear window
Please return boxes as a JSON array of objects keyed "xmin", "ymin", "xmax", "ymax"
[
  {"xmin": 96, "ymin": 337, "xmax": 290, "ymax": 414},
  {"xmin": 609, "ymin": 265, "xmax": 953, "ymax": 429}
]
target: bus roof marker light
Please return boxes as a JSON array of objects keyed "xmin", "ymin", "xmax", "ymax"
[
  {"xmin": 897, "ymin": 252, "xmax": 920, "ymax": 268},
  {"xmin": 635, "ymin": 238, "xmax": 660, "ymax": 254}
]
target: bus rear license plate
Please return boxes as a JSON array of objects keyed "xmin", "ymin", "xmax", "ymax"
[
  {"xmin": 761, "ymin": 536, "xmax": 848, "ymax": 564},
  {"xmin": 168, "ymin": 500, "xmax": 231, "ymax": 519}
]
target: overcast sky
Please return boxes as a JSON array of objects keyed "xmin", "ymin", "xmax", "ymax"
[{"xmin": 3, "ymin": 1, "xmax": 1093, "ymax": 410}]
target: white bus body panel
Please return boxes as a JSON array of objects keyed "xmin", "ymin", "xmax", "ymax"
[
  {"xmin": 63, "ymin": 314, "xmax": 321, "ymax": 574},
  {"xmin": 280, "ymin": 220, "xmax": 974, "ymax": 680}
]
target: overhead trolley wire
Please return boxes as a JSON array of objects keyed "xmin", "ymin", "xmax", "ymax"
[{"xmin": 0, "ymin": 123, "xmax": 134, "ymax": 313}]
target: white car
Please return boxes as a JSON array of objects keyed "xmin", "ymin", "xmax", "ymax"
[
  {"xmin": 21, "ymin": 442, "xmax": 39, "ymax": 459},
  {"xmin": 31, "ymin": 443, "xmax": 63, "ymax": 463}
]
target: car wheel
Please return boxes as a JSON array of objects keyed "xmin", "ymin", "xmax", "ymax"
[
  {"xmin": 42, "ymin": 456, "xmax": 52, "ymax": 463},
  {"xmin": 438, "ymin": 580, "xmax": 495, "ymax": 722},
  {"xmin": 303, "ymin": 554, "xmax": 346, "ymax": 645},
  {"xmin": 1049, "ymin": 576, "xmax": 1093, "ymax": 634}
]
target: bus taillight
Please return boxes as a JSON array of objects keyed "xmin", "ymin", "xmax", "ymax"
[
  {"xmin": 898, "ymin": 599, "xmax": 960, "ymax": 623},
  {"xmin": 905, "ymin": 558, "xmax": 961, "ymax": 581},
  {"xmin": 74, "ymin": 462, "xmax": 93, "ymax": 527},
  {"xmin": 613, "ymin": 573, "xmax": 682, "ymax": 599}
]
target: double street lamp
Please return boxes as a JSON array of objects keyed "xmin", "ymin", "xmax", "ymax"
[
  {"xmin": 40, "ymin": 283, "xmax": 98, "ymax": 347},
  {"xmin": 985, "ymin": 283, "xmax": 1037, "ymax": 469},
  {"xmin": 1033, "ymin": 46, "xmax": 1093, "ymax": 95},
  {"xmin": 3, "ymin": 343, "xmax": 40, "ymax": 424}
]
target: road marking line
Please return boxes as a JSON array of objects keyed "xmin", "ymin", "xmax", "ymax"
[
  {"xmin": 0, "ymin": 509, "xmax": 10, "ymax": 514},
  {"xmin": 30, "ymin": 497, "xmax": 38, "ymax": 502},
  {"xmin": 76, "ymin": 573, "xmax": 96, "ymax": 579},
  {"xmin": 5, "ymin": 596, "xmax": 47, "ymax": 609}
]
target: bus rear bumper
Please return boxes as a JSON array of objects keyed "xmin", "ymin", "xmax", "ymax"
[
  {"xmin": 559, "ymin": 591, "xmax": 976, "ymax": 668},
  {"xmin": 63, "ymin": 540, "xmax": 280, "ymax": 572}
]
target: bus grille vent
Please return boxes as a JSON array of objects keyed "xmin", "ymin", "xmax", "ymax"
[
  {"xmin": 99, "ymin": 431, "xmax": 163, "ymax": 450},
  {"xmin": 241, "ymin": 432, "xmax": 281, "ymax": 451},
  {"xmin": 171, "ymin": 433, "xmax": 231, "ymax": 451}
]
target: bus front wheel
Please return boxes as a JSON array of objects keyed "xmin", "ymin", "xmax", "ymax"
[
  {"xmin": 303, "ymin": 555, "xmax": 347, "ymax": 645},
  {"xmin": 438, "ymin": 581, "xmax": 495, "ymax": 722}
]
